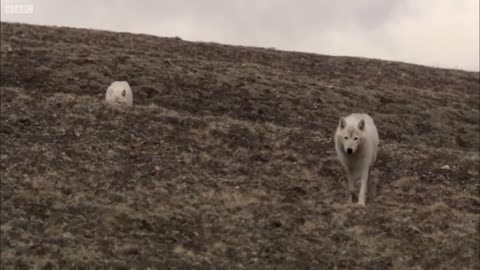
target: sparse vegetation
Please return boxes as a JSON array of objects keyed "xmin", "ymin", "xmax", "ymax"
[{"xmin": 1, "ymin": 22, "xmax": 479, "ymax": 269}]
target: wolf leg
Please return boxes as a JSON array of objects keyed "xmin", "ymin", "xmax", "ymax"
[
  {"xmin": 346, "ymin": 170, "xmax": 354, "ymax": 203},
  {"xmin": 358, "ymin": 168, "xmax": 369, "ymax": 206},
  {"xmin": 369, "ymin": 168, "xmax": 377, "ymax": 199}
]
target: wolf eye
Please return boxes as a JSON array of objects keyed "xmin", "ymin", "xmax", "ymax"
[
  {"xmin": 344, "ymin": 137, "xmax": 348, "ymax": 140},
  {"xmin": 354, "ymin": 137, "xmax": 358, "ymax": 141}
]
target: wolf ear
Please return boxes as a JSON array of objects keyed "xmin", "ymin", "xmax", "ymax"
[
  {"xmin": 121, "ymin": 89, "xmax": 126, "ymax": 97},
  {"xmin": 358, "ymin": 119, "xmax": 365, "ymax": 131},
  {"xmin": 339, "ymin": 117, "xmax": 346, "ymax": 129}
]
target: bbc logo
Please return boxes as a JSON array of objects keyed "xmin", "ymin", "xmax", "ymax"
[{"xmin": 4, "ymin": 4, "xmax": 34, "ymax": 14}]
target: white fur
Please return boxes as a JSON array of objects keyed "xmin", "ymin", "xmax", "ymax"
[
  {"xmin": 105, "ymin": 81, "xmax": 133, "ymax": 107},
  {"xmin": 334, "ymin": 113, "xmax": 379, "ymax": 206}
]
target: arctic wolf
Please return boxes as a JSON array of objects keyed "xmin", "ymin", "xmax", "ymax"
[
  {"xmin": 334, "ymin": 113, "xmax": 379, "ymax": 206},
  {"xmin": 105, "ymin": 81, "xmax": 133, "ymax": 107}
]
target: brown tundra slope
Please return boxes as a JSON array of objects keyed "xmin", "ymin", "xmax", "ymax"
[{"xmin": 0, "ymin": 22, "xmax": 479, "ymax": 269}]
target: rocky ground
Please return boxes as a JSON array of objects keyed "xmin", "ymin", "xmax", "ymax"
[{"xmin": 1, "ymin": 22, "xmax": 479, "ymax": 269}]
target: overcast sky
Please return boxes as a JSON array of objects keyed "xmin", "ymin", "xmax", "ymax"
[{"xmin": 1, "ymin": 0, "xmax": 479, "ymax": 71}]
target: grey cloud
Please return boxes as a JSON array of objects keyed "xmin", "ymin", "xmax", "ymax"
[{"xmin": 1, "ymin": 0, "xmax": 478, "ymax": 70}]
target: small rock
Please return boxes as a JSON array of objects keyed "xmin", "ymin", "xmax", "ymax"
[
  {"xmin": 18, "ymin": 117, "xmax": 31, "ymax": 126},
  {"xmin": 63, "ymin": 232, "xmax": 74, "ymax": 239},
  {"xmin": 440, "ymin": 165, "xmax": 450, "ymax": 170}
]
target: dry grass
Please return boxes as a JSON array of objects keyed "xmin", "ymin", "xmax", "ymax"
[{"xmin": 0, "ymin": 22, "xmax": 479, "ymax": 269}]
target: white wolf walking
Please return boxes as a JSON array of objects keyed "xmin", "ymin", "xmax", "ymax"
[{"xmin": 334, "ymin": 113, "xmax": 379, "ymax": 206}]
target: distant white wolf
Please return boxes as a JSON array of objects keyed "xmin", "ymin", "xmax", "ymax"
[
  {"xmin": 105, "ymin": 81, "xmax": 133, "ymax": 107},
  {"xmin": 334, "ymin": 113, "xmax": 379, "ymax": 206}
]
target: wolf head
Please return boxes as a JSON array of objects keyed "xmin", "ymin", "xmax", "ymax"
[
  {"xmin": 105, "ymin": 81, "xmax": 133, "ymax": 107},
  {"xmin": 337, "ymin": 117, "xmax": 365, "ymax": 155},
  {"xmin": 113, "ymin": 89, "xmax": 128, "ymax": 105}
]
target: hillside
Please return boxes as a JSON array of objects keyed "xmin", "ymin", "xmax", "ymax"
[{"xmin": 1, "ymin": 22, "xmax": 479, "ymax": 269}]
